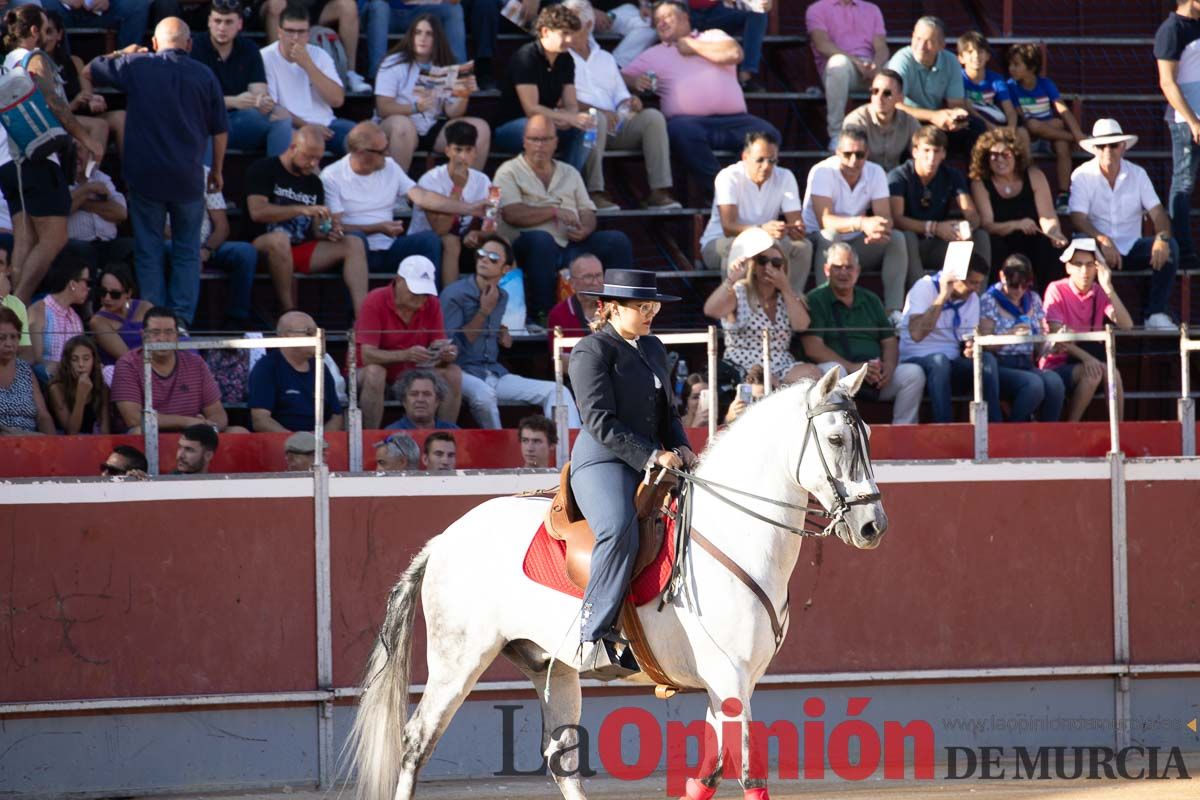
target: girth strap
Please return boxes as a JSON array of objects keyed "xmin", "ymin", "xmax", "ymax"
[{"xmin": 691, "ymin": 529, "xmax": 787, "ymax": 647}]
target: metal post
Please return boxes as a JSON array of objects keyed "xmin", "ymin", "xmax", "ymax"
[
  {"xmin": 1109, "ymin": 451, "xmax": 1130, "ymax": 750},
  {"xmin": 141, "ymin": 346, "xmax": 159, "ymax": 476},
  {"xmin": 761, "ymin": 328, "xmax": 772, "ymax": 395},
  {"xmin": 347, "ymin": 330, "xmax": 363, "ymax": 472},
  {"xmin": 1181, "ymin": 325, "xmax": 1195, "ymax": 457},
  {"xmin": 1105, "ymin": 325, "xmax": 1120, "ymax": 455},
  {"xmin": 553, "ymin": 327, "xmax": 570, "ymax": 468},
  {"xmin": 970, "ymin": 327, "xmax": 987, "ymax": 461},
  {"xmin": 313, "ymin": 329, "xmax": 326, "ymax": 469},
  {"xmin": 706, "ymin": 325, "xmax": 718, "ymax": 442},
  {"xmin": 312, "ymin": 463, "xmax": 334, "ymax": 786}
]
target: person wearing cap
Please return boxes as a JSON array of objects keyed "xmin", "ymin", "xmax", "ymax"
[
  {"xmin": 898, "ymin": 253, "xmax": 1001, "ymax": 423},
  {"xmin": 284, "ymin": 430, "xmax": 328, "ymax": 471},
  {"xmin": 190, "ymin": 0, "xmax": 292, "ymax": 157},
  {"xmin": 1039, "ymin": 237, "xmax": 1134, "ymax": 422},
  {"xmin": 321, "ymin": 121, "xmax": 489, "ymax": 276},
  {"xmin": 441, "ymin": 233, "xmax": 581, "ymax": 429},
  {"xmin": 355, "ymin": 255, "xmax": 462, "ymax": 430},
  {"xmin": 1068, "ymin": 119, "xmax": 1178, "ymax": 331},
  {"xmin": 977, "ymin": 254, "xmax": 1065, "ymax": 422},
  {"xmin": 702, "ymin": 227, "xmax": 822, "ymax": 386},
  {"xmin": 699, "ymin": 130, "xmax": 813, "ymax": 297},
  {"xmin": 373, "ymin": 431, "xmax": 419, "ymax": 471},
  {"xmin": 567, "ymin": 269, "xmax": 695, "ymax": 679},
  {"xmin": 248, "ymin": 310, "xmax": 343, "ymax": 433}
]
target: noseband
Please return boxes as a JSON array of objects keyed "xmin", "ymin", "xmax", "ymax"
[{"xmin": 796, "ymin": 396, "xmax": 883, "ymax": 536}]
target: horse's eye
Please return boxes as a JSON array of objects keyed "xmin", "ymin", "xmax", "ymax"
[{"xmin": 828, "ymin": 435, "xmax": 844, "ymax": 447}]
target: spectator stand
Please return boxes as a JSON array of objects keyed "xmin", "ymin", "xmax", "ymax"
[{"xmin": 141, "ymin": 330, "xmax": 328, "ymax": 475}]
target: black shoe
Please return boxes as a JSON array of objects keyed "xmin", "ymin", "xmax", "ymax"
[{"xmin": 578, "ymin": 638, "xmax": 639, "ymax": 680}]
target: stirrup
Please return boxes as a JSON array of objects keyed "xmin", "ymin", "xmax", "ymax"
[{"xmin": 577, "ymin": 638, "xmax": 639, "ymax": 680}]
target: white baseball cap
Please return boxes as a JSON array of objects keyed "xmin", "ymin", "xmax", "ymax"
[
  {"xmin": 1060, "ymin": 237, "xmax": 1099, "ymax": 263},
  {"xmin": 397, "ymin": 255, "xmax": 438, "ymax": 296}
]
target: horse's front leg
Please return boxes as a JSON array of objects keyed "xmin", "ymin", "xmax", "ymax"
[{"xmin": 679, "ymin": 704, "xmax": 724, "ymax": 800}]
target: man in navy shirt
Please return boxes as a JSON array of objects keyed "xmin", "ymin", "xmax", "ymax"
[
  {"xmin": 248, "ymin": 310, "xmax": 344, "ymax": 432},
  {"xmin": 86, "ymin": 17, "xmax": 228, "ymax": 328},
  {"xmin": 385, "ymin": 369, "xmax": 460, "ymax": 430},
  {"xmin": 191, "ymin": 0, "xmax": 292, "ymax": 156}
]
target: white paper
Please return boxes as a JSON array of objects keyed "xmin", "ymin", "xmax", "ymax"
[
  {"xmin": 942, "ymin": 240, "xmax": 974, "ymax": 282},
  {"xmin": 85, "ymin": 158, "xmax": 96, "ymax": 179}
]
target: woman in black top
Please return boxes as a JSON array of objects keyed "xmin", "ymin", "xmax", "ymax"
[
  {"xmin": 970, "ymin": 128, "xmax": 1068, "ymax": 290},
  {"xmin": 568, "ymin": 269, "xmax": 695, "ymax": 676}
]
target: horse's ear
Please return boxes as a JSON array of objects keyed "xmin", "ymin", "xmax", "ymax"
[
  {"xmin": 837, "ymin": 363, "xmax": 870, "ymax": 398},
  {"xmin": 815, "ymin": 364, "xmax": 841, "ymax": 398}
]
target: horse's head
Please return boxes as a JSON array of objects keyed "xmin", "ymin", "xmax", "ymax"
[{"xmin": 795, "ymin": 365, "xmax": 888, "ymax": 550}]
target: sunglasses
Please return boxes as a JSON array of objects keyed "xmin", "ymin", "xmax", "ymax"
[
  {"xmin": 988, "ymin": 150, "xmax": 1014, "ymax": 160},
  {"xmin": 476, "ymin": 249, "xmax": 503, "ymax": 263},
  {"xmin": 754, "ymin": 255, "xmax": 785, "ymax": 267},
  {"xmin": 211, "ymin": 0, "xmax": 244, "ymax": 12},
  {"xmin": 919, "ymin": 189, "xmax": 933, "ymax": 209},
  {"xmin": 100, "ymin": 288, "xmax": 126, "ymax": 300},
  {"xmin": 1093, "ymin": 142, "xmax": 1122, "ymax": 150},
  {"xmin": 870, "ymin": 87, "xmax": 894, "ymax": 98},
  {"xmin": 620, "ymin": 301, "xmax": 661, "ymax": 317},
  {"xmin": 101, "ymin": 462, "xmax": 129, "ymax": 476},
  {"xmin": 839, "ymin": 150, "xmax": 867, "ymax": 161}
]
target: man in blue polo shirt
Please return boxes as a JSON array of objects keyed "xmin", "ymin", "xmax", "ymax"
[
  {"xmin": 86, "ymin": 17, "xmax": 228, "ymax": 328},
  {"xmin": 248, "ymin": 310, "xmax": 344, "ymax": 432},
  {"xmin": 191, "ymin": 0, "xmax": 291, "ymax": 156}
]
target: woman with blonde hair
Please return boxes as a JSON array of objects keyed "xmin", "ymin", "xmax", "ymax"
[
  {"xmin": 969, "ymin": 127, "xmax": 1068, "ymax": 290},
  {"xmin": 47, "ymin": 335, "xmax": 111, "ymax": 434},
  {"xmin": 703, "ymin": 227, "xmax": 821, "ymax": 386}
]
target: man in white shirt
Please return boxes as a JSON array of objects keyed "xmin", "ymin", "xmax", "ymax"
[
  {"xmin": 562, "ymin": 0, "xmax": 679, "ymax": 211},
  {"xmin": 898, "ymin": 254, "xmax": 999, "ymax": 423},
  {"xmin": 1068, "ymin": 119, "xmax": 1178, "ymax": 330},
  {"xmin": 408, "ymin": 121, "xmax": 493, "ymax": 288},
  {"xmin": 698, "ymin": 130, "xmax": 812, "ymax": 295},
  {"xmin": 801, "ymin": 125, "xmax": 908, "ymax": 318},
  {"xmin": 65, "ymin": 150, "xmax": 132, "ymax": 271},
  {"xmin": 321, "ymin": 121, "xmax": 489, "ymax": 275},
  {"xmin": 261, "ymin": 6, "xmax": 354, "ymax": 155}
]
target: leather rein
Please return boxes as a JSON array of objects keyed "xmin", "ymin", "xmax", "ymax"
[{"xmin": 655, "ymin": 396, "xmax": 881, "ymax": 648}]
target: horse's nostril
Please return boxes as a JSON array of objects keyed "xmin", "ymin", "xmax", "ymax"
[{"xmin": 860, "ymin": 522, "xmax": 878, "ymax": 540}]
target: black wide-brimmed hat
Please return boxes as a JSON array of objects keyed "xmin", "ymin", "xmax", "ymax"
[{"xmin": 577, "ymin": 269, "xmax": 680, "ymax": 302}]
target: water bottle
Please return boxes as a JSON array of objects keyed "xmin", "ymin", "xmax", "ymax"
[
  {"xmin": 482, "ymin": 185, "xmax": 501, "ymax": 233},
  {"xmin": 674, "ymin": 358, "xmax": 688, "ymax": 405},
  {"xmin": 582, "ymin": 108, "xmax": 598, "ymax": 152},
  {"xmin": 615, "ymin": 99, "xmax": 634, "ymax": 135},
  {"xmin": 645, "ymin": 70, "xmax": 658, "ymax": 95}
]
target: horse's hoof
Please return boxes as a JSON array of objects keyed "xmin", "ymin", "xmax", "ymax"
[
  {"xmin": 743, "ymin": 788, "xmax": 770, "ymax": 800},
  {"xmin": 682, "ymin": 778, "xmax": 717, "ymax": 800}
]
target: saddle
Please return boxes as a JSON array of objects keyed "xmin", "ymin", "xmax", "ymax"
[{"xmin": 544, "ymin": 463, "xmax": 677, "ymax": 591}]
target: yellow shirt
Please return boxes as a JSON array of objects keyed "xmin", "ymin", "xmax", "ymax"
[
  {"xmin": 493, "ymin": 155, "xmax": 595, "ymax": 248},
  {"xmin": 1, "ymin": 294, "xmax": 31, "ymax": 347}
]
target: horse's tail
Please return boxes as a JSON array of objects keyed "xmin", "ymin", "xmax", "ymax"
[{"xmin": 345, "ymin": 543, "xmax": 431, "ymax": 800}]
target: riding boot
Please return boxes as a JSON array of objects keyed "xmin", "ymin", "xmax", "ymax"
[{"xmin": 577, "ymin": 637, "xmax": 639, "ymax": 680}]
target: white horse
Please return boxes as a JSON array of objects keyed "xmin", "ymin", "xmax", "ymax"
[{"xmin": 347, "ymin": 365, "xmax": 888, "ymax": 800}]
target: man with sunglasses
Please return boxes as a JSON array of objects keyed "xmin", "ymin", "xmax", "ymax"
[
  {"xmin": 700, "ymin": 130, "xmax": 811, "ymax": 295},
  {"xmin": 1068, "ymin": 119, "xmax": 1178, "ymax": 331},
  {"xmin": 321, "ymin": 121, "xmax": 488, "ymax": 276},
  {"xmin": 441, "ymin": 233, "xmax": 581, "ymax": 429},
  {"xmin": 844, "ymin": 69, "xmax": 921, "ymax": 172},
  {"xmin": 374, "ymin": 431, "xmax": 419, "ymax": 470},
  {"xmin": 191, "ymin": 0, "xmax": 293, "ymax": 157},
  {"xmin": 101, "ymin": 444, "xmax": 149, "ymax": 478},
  {"xmin": 805, "ymin": 0, "xmax": 890, "ymax": 149},
  {"xmin": 803, "ymin": 125, "xmax": 907, "ymax": 322}
]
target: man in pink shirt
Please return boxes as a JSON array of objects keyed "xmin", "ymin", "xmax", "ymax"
[
  {"xmin": 806, "ymin": 0, "xmax": 890, "ymax": 145},
  {"xmin": 1040, "ymin": 238, "xmax": 1133, "ymax": 422},
  {"xmin": 622, "ymin": 0, "xmax": 778, "ymax": 190}
]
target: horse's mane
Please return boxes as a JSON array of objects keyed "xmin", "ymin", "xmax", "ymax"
[{"xmin": 699, "ymin": 378, "xmax": 840, "ymax": 468}]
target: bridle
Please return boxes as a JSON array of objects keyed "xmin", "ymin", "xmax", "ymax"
[{"xmin": 659, "ymin": 392, "xmax": 881, "ymax": 540}]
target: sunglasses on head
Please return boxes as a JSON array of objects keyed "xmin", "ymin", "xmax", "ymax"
[
  {"xmin": 754, "ymin": 255, "xmax": 785, "ymax": 267},
  {"xmin": 212, "ymin": 0, "xmax": 243, "ymax": 11},
  {"xmin": 476, "ymin": 249, "xmax": 503, "ymax": 263}
]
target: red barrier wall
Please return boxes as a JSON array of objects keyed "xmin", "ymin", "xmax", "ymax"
[
  {"xmin": 0, "ymin": 422, "xmax": 1192, "ymax": 478},
  {"xmin": 0, "ymin": 498, "xmax": 316, "ymax": 703},
  {"xmin": 3, "ymin": 470, "xmax": 1194, "ymax": 704}
]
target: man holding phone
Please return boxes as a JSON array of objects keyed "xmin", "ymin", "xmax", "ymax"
[
  {"xmin": 354, "ymin": 255, "xmax": 463, "ymax": 430},
  {"xmin": 65, "ymin": 148, "xmax": 133, "ymax": 272}
]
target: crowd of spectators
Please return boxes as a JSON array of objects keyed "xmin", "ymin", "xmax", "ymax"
[{"xmin": 1, "ymin": 0, "xmax": 1195, "ymax": 471}]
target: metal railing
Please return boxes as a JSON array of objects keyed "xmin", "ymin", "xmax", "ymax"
[
  {"xmin": 552, "ymin": 326, "xmax": 720, "ymax": 466},
  {"xmin": 141, "ymin": 331, "xmax": 327, "ymax": 476},
  {"xmin": 971, "ymin": 328, "xmax": 1120, "ymax": 460},
  {"xmin": 1180, "ymin": 327, "xmax": 1200, "ymax": 456}
]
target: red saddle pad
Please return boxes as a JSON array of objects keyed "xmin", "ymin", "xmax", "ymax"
[{"xmin": 521, "ymin": 510, "xmax": 677, "ymax": 607}]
